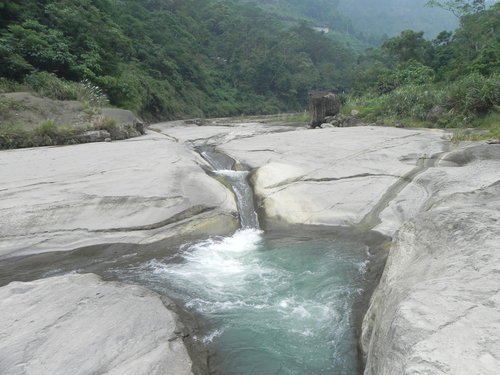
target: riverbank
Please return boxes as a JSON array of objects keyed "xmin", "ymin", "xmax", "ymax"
[
  {"xmin": 0, "ymin": 92, "xmax": 146, "ymax": 149},
  {"xmin": 1, "ymin": 120, "xmax": 499, "ymax": 374}
]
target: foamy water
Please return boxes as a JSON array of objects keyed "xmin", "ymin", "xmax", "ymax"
[{"xmin": 114, "ymin": 229, "xmax": 371, "ymax": 374}]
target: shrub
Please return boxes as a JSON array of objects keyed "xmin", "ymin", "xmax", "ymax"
[
  {"xmin": 376, "ymin": 60, "xmax": 435, "ymax": 94},
  {"xmin": 446, "ymin": 73, "xmax": 500, "ymax": 115},
  {"xmin": 93, "ymin": 116, "xmax": 117, "ymax": 132},
  {"xmin": 0, "ymin": 78, "xmax": 24, "ymax": 93},
  {"xmin": 34, "ymin": 120, "xmax": 58, "ymax": 136},
  {"xmin": 24, "ymin": 72, "xmax": 79, "ymax": 100},
  {"xmin": 77, "ymin": 79, "xmax": 109, "ymax": 107},
  {"xmin": 384, "ymin": 84, "xmax": 446, "ymax": 120}
]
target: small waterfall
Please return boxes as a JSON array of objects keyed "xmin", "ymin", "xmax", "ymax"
[{"xmin": 199, "ymin": 147, "xmax": 260, "ymax": 229}]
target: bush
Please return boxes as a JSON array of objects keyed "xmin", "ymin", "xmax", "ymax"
[
  {"xmin": 376, "ymin": 60, "xmax": 435, "ymax": 94},
  {"xmin": 384, "ymin": 84, "xmax": 446, "ymax": 120},
  {"xmin": 93, "ymin": 116, "xmax": 117, "ymax": 132},
  {"xmin": 24, "ymin": 72, "xmax": 79, "ymax": 100},
  {"xmin": 0, "ymin": 78, "xmax": 24, "ymax": 93},
  {"xmin": 77, "ymin": 79, "xmax": 109, "ymax": 107},
  {"xmin": 34, "ymin": 120, "xmax": 58, "ymax": 136},
  {"xmin": 446, "ymin": 73, "xmax": 500, "ymax": 115}
]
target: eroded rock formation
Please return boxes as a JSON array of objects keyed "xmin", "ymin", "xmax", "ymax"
[
  {"xmin": 0, "ymin": 273, "xmax": 193, "ymax": 375},
  {"xmin": 0, "ymin": 131, "xmax": 238, "ymax": 257}
]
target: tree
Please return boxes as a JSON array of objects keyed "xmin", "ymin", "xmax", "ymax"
[
  {"xmin": 382, "ymin": 30, "xmax": 432, "ymax": 65},
  {"xmin": 427, "ymin": 0, "xmax": 486, "ymax": 17}
]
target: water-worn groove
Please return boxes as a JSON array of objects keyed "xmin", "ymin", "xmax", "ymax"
[{"xmin": 358, "ymin": 152, "xmax": 448, "ymax": 230}]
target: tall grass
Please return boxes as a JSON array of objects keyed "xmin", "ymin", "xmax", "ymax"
[{"xmin": 346, "ymin": 73, "xmax": 500, "ymax": 131}]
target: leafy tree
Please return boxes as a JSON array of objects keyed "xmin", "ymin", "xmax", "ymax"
[
  {"xmin": 427, "ymin": 0, "xmax": 486, "ymax": 17},
  {"xmin": 0, "ymin": 20, "xmax": 74, "ymax": 78},
  {"xmin": 382, "ymin": 30, "xmax": 432, "ymax": 65}
]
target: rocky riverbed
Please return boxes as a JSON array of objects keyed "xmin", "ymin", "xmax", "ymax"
[{"xmin": 1, "ymin": 119, "xmax": 499, "ymax": 374}]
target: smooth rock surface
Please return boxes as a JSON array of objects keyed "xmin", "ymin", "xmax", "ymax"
[
  {"xmin": 362, "ymin": 179, "xmax": 500, "ymax": 374},
  {"xmin": 219, "ymin": 126, "xmax": 447, "ymax": 231},
  {"xmin": 361, "ymin": 144, "xmax": 500, "ymax": 374},
  {"xmin": 0, "ymin": 273, "xmax": 192, "ymax": 375},
  {"xmin": 0, "ymin": 131, "xmax": 238, "ymax": 257},
  {"xmin": 157, "ymin": 122, "xmax": 448, "ymax": 232},
  {"xmin": 375, "ymin": 144, "xmax": 500, "ymax": 235}
]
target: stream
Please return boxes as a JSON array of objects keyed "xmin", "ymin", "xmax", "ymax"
[{"xmin": 0, "ymin": 147, "xmax": 388, "ymax": 375}]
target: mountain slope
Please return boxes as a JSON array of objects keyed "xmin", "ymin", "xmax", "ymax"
[{"xmin": 0, "ymin": 0, "xmax": 356, "ymax": 119}]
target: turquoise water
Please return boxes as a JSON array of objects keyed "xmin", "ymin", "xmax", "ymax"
[{"xmin": 115, "ymin": 229, "xmax": 371, "ymax": 375}]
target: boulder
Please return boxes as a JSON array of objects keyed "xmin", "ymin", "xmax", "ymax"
[
  {"xmin": 426, "ymin": 105, "xmax": 446, "ymax": 123},
  {"xmin": 308, "ymin": 92, "xmax": 341, "ymax": 128},
  {"xmin": 0, "ymin": 273, "xmax": 193, "ymax": 375},
  {"xmin": 75, "ymin": 130, "xmax": 111, "ymax": 143}
]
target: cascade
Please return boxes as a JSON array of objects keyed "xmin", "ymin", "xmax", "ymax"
[{"xmin": 199, "ymin": 146, "xmax": 260, "ymax": 229}]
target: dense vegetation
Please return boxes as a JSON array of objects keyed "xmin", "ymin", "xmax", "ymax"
[
  {"xmin": 0, "ymin": 0, "xmax": 355, "ymax": 120},
  {"xmin": 0, "ymin": 0, "xmax": 498, "ymax": 139},
  {"xmin": 346, "ymin": 1, "xmax": 499, "ymax": 137}
]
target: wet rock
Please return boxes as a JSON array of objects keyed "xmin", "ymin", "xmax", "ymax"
[{"xmin": 0, "ymin": 273, "xmax": 193, "ymax": 375}]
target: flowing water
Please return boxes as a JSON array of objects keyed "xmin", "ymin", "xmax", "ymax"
[
  {"xmin": 0, "ymin": 147, "xmax": 386, "ymax": 374},
  {"xmin": 109, "ymin": 228, "xmax": 372, "ymax": 375},
  {"xmin": 199, "ymin": 146, "xmax": 259, "ymax": 229}
]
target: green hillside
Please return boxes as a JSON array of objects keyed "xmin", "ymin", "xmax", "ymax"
[
  {"xmin": 0, "ymin": 0, "xmax": 498, "ymax": 136},
  {"xmin": 0, "ymin": 0, "xmax": 355, "ymax": 120}
]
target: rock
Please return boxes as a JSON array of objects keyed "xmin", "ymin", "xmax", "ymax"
[
  {"xmin": 343, "ymin": 116, "xmax": 362, "ymax": 127},
  {"xmin": 153, "ymin": 123, "xmax": 448, "ymax": 232},
  {"xmin": 113, "ymin": 131, "xmax": 127, "ymax": 140},
  {"xmin": 426, "ymin": 105, "xmax": 446, "ymax": 123},
  {"xmin": 184, "ymin": 118, "xmax": 206, "ymax": 126},
  {"xmin": 105, "ymin": 137, "xmax": 112, "ymax": 142},
  {"xmin": 308, "ymin": 92, "xmax": 341, "ymax": 128},
  {"xmin": 218, "ymin": 126, "xmax": 446, "ymax": 230},
  {"xmin": 135, "ymin": 121, "xmax": 146, "ymax": 134},
  {"xmin": 351, "ymin": 109, "xmax": 360, "ymax": 116},
  {"xmin": 0, "ymin": 132, "xmax": 238, "ymax": 257},
  {"xmin": 76, "ymin": 130, "xmax": 111, "ymax": 143},
  {"xmin": 0, "ymin": 273, "xmax": 193, "ymax": 375},
  {"xmin": 375, "ymin": 144, "xmax": 500, "ymax": 236},
  {"xmin": 101, "ymin": 107, "xmax": 144, "ymax": 131},
  {"xmin": 362, "ymin": 180, "xmax": 500, "ymax": 375}
]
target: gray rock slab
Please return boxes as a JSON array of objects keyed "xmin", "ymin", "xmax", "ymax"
[
  {"xmin": 0, "ymin": 273, "xmax": 192, "ymax": 375},
  {"xmin": 0, "ymin": 131, "xmax": 237, "ymax": 257},
  {"xmin": 218, "ymin": 126, "xmax": 447, "ymax": 229},
  {"xmin": 157, "ymin": 123, "xmax": 448, "ymax": 231},
  {"xmin": 376, "ymin": 144, "xmax": 500, "ymax": 235},
  {"xmin": 362, "ymin": 181, "xmax": 500, "ymax": 374},
  {"xmin": 152, "ymin": 121, "xmax": 300, "ymax": 147}
]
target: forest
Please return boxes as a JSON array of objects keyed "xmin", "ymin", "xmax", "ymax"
[{"xmin": 0, "ymin": 0, "xmax": 498, "ymax": 136}]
